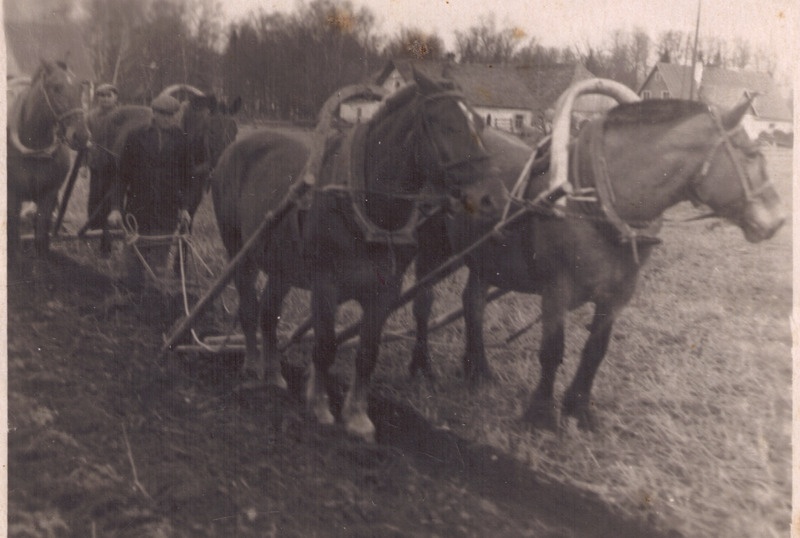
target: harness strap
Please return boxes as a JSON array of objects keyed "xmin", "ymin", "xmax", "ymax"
[
  {"xmin": 583, "ymin": 120, "xmax": 662, "ymax": 264},
  {"xmin": 7, "ymin": 81, "xmax": 62, "ymax": 158}
]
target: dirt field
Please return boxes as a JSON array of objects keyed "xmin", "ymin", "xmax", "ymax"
[{"xmin": 6, "ymin": 130, "xmax": 791, "ymax": 537}]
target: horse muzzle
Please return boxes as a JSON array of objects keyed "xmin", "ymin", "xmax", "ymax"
[
  {"xmin": 454, "ymin": 181, "xmax": 510, "ymax": 221},
  {"xmin": 741, "ymin": 200, "xmax": 785, "ymax": 243},
  {"xmin": 63, "ymin": 116, "xmax": 90, "ymax": 151}
]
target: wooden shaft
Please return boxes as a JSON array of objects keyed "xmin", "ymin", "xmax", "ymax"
[
  {"xmin": 52, "ymin": 146, "xmax": 86, "ymax": 237},
  {"xmin": 159, "ymin": 178, "xmax": 313, "ymax": 358}
]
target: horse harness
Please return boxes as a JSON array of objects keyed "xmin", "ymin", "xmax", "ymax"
[
  {"xmin": 303, "ymin": 90, "xmax": 489, "ymax": 247},
  {"xmin": 7, "ymin": 76, "xmax": 85, "ymax": 159}
]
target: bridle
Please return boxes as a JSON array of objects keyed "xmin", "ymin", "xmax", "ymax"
[
  {"xmin": 38, "ymin": 72, "xmax": 86, "ymax": 132},
  {"xmin": 418, "ymin": 91, "xmax": 490, "ymax": 190},
  {"xmin": 690, "ymin": 109, "xmax": 773, "ymax": 214}
]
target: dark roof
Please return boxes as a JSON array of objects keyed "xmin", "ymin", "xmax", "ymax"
[
  {"xmin": 515, "ymin": 63, "xmax": 585, "ymax": 108},
  {"xmin": 5, "ymin": 20, "xmax": 95, "ymax": 81},
  {"xmin": 377, "ymin": 59, "xmax": 539, "ymax": 110},
  {"xmin": 641, "ymin": 63, "xmax": 791, "ymax": 121}
]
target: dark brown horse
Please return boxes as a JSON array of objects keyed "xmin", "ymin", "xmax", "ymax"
[
  {"xmin": 212, "ymin": 70, "xmax": 508, "ymax": 441},
  {"xmin": 7, "ymin": 60, "xmax": 90, "ymax": 263},
  {"xmin": 413, "ymin": 96, "xmax": 785, "ymax": 432}
]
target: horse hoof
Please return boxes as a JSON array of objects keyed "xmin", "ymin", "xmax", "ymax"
[
  {"xmin": 266, "ymin": 370, "xmax": 288, "ymax": 391},
  {"xmin": 563, "ymin": 395, "xmax": 598, "ymax": 431},
  {"xmin": 311, "ymin": 402, "xmax": 335, "ymax": 426},
  {"xmin": 523, "ymin": 400, "xmax": 559, "ymax": 432},
  {"xmin": 345, "ymin": 415, "xmax": 376, "ymax": 443}
]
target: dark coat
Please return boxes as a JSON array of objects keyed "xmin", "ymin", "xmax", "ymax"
[{"xmin": 118, "ymin": 123, "xmax": 197, "ymax": 234}]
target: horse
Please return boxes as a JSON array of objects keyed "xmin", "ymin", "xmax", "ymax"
[
  {"xmin": 7, "ymin": 60, "xmax": 90, "ymax": 264},
  {"xmin": 212, "ymin": 69, "xmax": 509, "ymax": 441},
  {"xmin": 86, "ymin": 89, "xmax": 239, "ymax": 253},
  {"xmin": 412, "ymin": 95, "xmax": 785, "ymax": 432}
]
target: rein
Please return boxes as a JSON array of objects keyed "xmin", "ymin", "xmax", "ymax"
[{"xmin": 692, "ymin": 111, "xmax": 774, "ymax": 209}]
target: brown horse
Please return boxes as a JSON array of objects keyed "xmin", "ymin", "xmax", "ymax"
[
  {"xmin": 212, "ymin": 70, "xmax": 508, "ymax": 441},
  {"xmin": 413, "ymin": 96, "xmax": 785, "ymax": 432},
  {"xmin": 7, "ymin": 60, "xmax": 90, "ymax": 263}
]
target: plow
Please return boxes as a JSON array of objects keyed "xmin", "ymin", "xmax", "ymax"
[{"xmin": 158, "ymin": 78, "xmax": 641, "ymax": 361}]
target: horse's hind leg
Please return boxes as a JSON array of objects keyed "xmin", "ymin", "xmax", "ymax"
[
  {"xmin": 462, "ymin": 271, "xmax": 493, "ymax": 382},
  {"xmin": 258, "ymin": 274, "xmax": 289, "ymax": 389},
  {"xmin": 236, "ymin": 260, "xmax": 263, "ymax": 379},
  {"xmin": 523, "ymin": 288, "xmax": 567, "ymax": 431},
  {"xmin": 342, "ymin": 289, "xmax": 396, "ymax": 442},
  {"xmin": 307, "ymin": 272, "xmax": 339, "ymax": 426},
  {"xmin": 562, "ymin": 302, "xmax": 617, "ymax": 431}
]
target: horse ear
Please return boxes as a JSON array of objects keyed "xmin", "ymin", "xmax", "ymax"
[
  {"xmin": 412, "ymin": 67, "xmax": 440, "ymax": 94},
  {"xmin": 721, "ymin": 93, "xmax": 756, "ymax": 130}
]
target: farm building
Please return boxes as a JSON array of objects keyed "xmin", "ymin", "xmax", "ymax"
[
  {"xmin": 514, "ymin": 62, "xmax": 619, "ymax": 132},
  {"xmin": 342, "ymin": 59, "xmax": 614, "ymax": 137},
  {"xmin": 638, "ymin": 62, "xmax": 792, "ymax": 137}
]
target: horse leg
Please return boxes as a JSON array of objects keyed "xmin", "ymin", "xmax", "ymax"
[
  {"xmin": 7, "ymin": 192, "xmax": 22, "ymax": 267},
  {"xmin": 236, "ymin": 260, "xmax": 263, "ymax": 379},
  {"xmin": 523, "ymin": 288, "xmax": 566, "ymax": 431},
  {"xmin": 462, "ymin": 270, "xmax": 493, "ymax": 383},
  {"xmin": 307, "ymin": 273, "xmax": 339, "ymax": 426},
  {"xmin": 342, "ymin": 290, "xmax": 396, "ymax": 442},
  {"xmin": 34, "ymin": 191, "xmax": 58, "ymax": 258},
  {"xmin": 562, "ymin": 302, "xmax": 617, "ymax": 431},
  {"xmin": 258, "ymin": 274, "xmax": 289, "ymax": 389},
  {"xmin": 410, "ymin": 217, "xmax": 450, "ymax": 379}
]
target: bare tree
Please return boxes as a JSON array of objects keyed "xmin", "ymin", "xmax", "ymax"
[
  {"xmin": 455, "ymin": 15, "xmax": 522, "ymax": 64},
  {"xmin": 383, "ymin": 27, "xmax": 446, "ymax": 61}
]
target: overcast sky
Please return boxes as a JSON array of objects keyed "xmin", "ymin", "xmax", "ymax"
[{"xmin": 222, "ymin": 0, "xmax": 796, "ymax": 80}]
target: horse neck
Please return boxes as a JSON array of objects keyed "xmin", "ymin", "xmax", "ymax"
[
  {"xmin": 363, "ymin": 103, "xmax": 419, "ymax": 195},
  {"xmin": 599, "ymin": 117, "xmax": 713, "ymax": 222},
  {"xmin": 17, "ymin": 84, "xmax": 58, "ymax": 149}
]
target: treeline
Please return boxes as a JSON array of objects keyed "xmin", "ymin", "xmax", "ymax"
[{"xmin": 68, "ymin": 0, "xmax": 778, "ymax": 119}]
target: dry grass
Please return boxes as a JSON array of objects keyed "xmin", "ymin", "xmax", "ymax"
[{"xmin": 53, "ymin": 137, "xmax": 792, "ymax": 538}]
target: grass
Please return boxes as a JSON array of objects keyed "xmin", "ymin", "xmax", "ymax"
[{"xmin": 51, "ymin": 135, "xmax": 792, "ymax": 538}]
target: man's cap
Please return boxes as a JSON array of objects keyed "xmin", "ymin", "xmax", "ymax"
[
  {"xmin": 151, "ymin": 94, "xmax": 181, "ymax": 114},
  {"xmin": 96, "ymin": 83, "xmax": 118, "ymax": 95}
]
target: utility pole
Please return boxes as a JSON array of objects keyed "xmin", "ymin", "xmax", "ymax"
[{"xmin": 689, "ymin": 0, "xmax": 702, "ymax": 100}]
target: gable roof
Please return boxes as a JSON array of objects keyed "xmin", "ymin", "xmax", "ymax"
[
  {"xmin": 641, "ymin": 63, "xmax": 791, "ymax": 121},
  {"xmin": 5, "ymin": 20, "xmax": 95, "ymax": 81},
  {"xmin": 377, "ymin": 59, "xmax": 539, "ymax": 110}
]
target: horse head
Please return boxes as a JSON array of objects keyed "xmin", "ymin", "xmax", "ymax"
[
  {"xmin": 34, "ymin": 59, "xmax": 89, "ymax": 150},
  {"xmin": 408, "ymin": 68, "xmax": 508, "ymax": 220},
  {"xmin": 687, "ymin": 96, "xmax": 785, "ymax": 242}
]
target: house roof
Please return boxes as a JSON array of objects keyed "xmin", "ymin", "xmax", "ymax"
[
  {"xmin": 377, "ymin": 59, "xmax": 539, "ymax": 110},
  {"xmin": 514, "ymin": 62, "xmax": 615, "ymax": 113},
  {"xmin": 641, "ymin": 63, "xmax": 791, "ymax": 121},
  {"xmin": 5, "ymin": 20, "xmax": 95, "ymax": 81}
]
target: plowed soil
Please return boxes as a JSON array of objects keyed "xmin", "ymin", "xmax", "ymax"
[{"xmin": 6, "ymin": 249, "xmax": 678, "ymax": 537}]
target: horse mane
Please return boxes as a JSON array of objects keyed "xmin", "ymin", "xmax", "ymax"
[
  {"xmin": 367, "ymin": 84, "xmax": 418, "ymax": 127},
  {"xmin": 605, "ymin": 99, "xmax": 709, "ymax": 126}
]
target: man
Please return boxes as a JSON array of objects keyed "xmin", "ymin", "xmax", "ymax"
[
  {"xmin": 86, "ymin": 83, "xmax": 120, "ymax": 238},
  {"xmin": 117, "ymin": 94, "xmax": 197, "ymax": 294}
]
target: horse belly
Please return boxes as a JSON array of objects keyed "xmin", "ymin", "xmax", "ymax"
[{"xmin": 448, "ymin": 216, "xmax": 541, "ymax": 293}]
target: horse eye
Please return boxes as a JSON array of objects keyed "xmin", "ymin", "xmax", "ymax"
[{"xmin": 52, "ymin": 84, "xmax": 64, "ymax": 94}]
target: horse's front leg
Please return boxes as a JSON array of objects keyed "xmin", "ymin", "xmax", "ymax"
[
  {"xmin": 35, "ymin": 191, "xmax": 58, "ymax": 258},
  {"xmin": 410, "ymin": 217, "xmax": 450, "ymax": 379},
  {"xmin": 562, "ymin": 302, "xmax": 618, "ymax": 431},
  {"xmin": 307, "ymin": 272, "xmax": 339, "ymax": 426},
  {"xmin": 341, "ymin": 288, "xmax": 396, "ymax": 442},
  {"xmin": 7, "ymin": 192, "xmax": 22, "ymax": 267},
  {"xmin": 523, "ymin": 287, "xmax": 567, "ymax": 431},
  {"xmin": 462, "ymin": 270, "xmax": 492, "ymax": 383}
]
